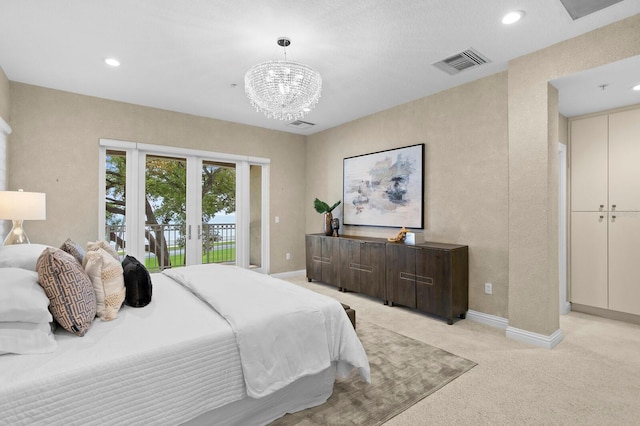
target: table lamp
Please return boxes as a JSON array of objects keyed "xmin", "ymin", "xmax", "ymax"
[{"xmin": 0, "ymin": 189, "xmax": 47, "ymax": 245}]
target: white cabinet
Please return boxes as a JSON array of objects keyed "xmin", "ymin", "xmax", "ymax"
[
  {"xmin": 570, "ymin": 115, "xmax": 608, "ymax": 212},
  {"xmin": 570, "ymin": 108, "xmax": 640, "ymax": 317},
  {"xmin": 570, "ymin": 212, "xmax": 607, "ymax": 309},
  {"xmin": 609, "ymin": 109, "xmax": 640, "ymax": 211},
  {"xmin": 608, "ymin": 212, "xmax": 640, "ymax": 315}
]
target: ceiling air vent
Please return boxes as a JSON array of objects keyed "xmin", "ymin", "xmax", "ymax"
[
  {"xmin": 559, "ymin": 0, "xmax": 624, "ymax": 20},
  {"xmin": 433, "ymin": 48, "xmax": 490, "ymax": 75},
  {"xmin": 287, "ymin": 120, "xmax": 315, "ymax": 129}
]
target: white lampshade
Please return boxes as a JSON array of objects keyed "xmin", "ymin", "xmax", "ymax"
[{"xmin": 0, "ymin": 190, "xmax": 47, "ymax": 220}]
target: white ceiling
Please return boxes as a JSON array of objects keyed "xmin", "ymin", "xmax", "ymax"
[{"xmin": 1, "ymin": 0, "xmax": 639, "ymax": 135}]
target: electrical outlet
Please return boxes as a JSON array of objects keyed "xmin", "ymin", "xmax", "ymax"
[
  {"xmin": 485, "ymin": 283, "xmax": 493, "ymax": 295},
  {"xmin": 286, "ymin": 252, "xmax": 291, "ymax": 260}
]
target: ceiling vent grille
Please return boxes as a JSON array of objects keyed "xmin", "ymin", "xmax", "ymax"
[
  {"xmin": 287, "ymin": 120, "xmax": 315, "ymax": 129},
  {"xmin": 559, "ymin": 0, "xmax": 624, "ymax": 20},
  {"xmin": 433, "ymin": 48, "xmax": 490, "ymax": 75}
]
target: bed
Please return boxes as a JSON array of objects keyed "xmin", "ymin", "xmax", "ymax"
[{"xmin": 0, "ymin": 243, "xmax": 370, "ymax": 426}]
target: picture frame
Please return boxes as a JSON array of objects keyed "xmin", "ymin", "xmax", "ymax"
[{"xmin": 343, "ymin": 143, "xmax": 424, "ymax": 228}]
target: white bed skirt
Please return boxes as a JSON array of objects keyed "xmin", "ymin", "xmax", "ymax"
[{"xmin": 183, "ymin": 364, "xmax": 336, "ymax": 426}]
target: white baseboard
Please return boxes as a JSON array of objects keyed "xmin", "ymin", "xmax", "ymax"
[
  {"xmin": 271, "ymin": 269, "xmax": 306, "ymax": 279},
  {"xmin": 466, "ymin": 310, "xmax": 509, "ymax": 330},
  {"xmin": 467, "ymin": 310, "xmax": 564, "ymax": 349},
  {"xmin": 506, "ymin": 326, "xmax": 564, "ymax": 350}
]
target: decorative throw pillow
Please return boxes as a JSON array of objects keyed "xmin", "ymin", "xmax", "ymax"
[
  {"xmin": 83, "ymin": 248, "xmax": 126, "ymax": 321},
  {"xmin": 36, "ymin": 248, "xmax": 96, "ymax": 336},
  {"xmin": 122, "ymin": 255, "xmax": 153, "ymax": 307},
  {"xmin": 86, "ymin": 240, "xmax": 120, "ymax": 262},
  {"xmin": 0, "ymin": 243, "xmax": 51, "ymax": 271},
  {"xmin": 60, "ymin": 238, "xmax": 85, "ymax": 265},
  {"xmin": 0, "ymin": 267, "xmax": 52, "ymax": 323},
  {"xmin": 0, "ymin": 322, "xmax": 57, "ymax": 355}
]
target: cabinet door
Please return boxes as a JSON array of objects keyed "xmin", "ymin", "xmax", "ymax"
[
  {"xmin": 609, "ymin": 109, "xmax": 640, "ymax": 211},
  {"xmin": 360, "ymin": 241, "xmax": 386, "ymax": 300},
  {"xmin": 321, "ymin": 236, "xmax": 340, "ymax": 287},
  {"xmin": 570, "ymin": 212, "xmax": 608, "ymax": 308},
  {"xmin": 339, "ymin": 239, "xmax": 361, "ymax": 292},
  {"xmin": 570, "ymin": 115, "xmax": 608, "ymax": 212},
  {"xmin": 415, "ymin": 247, "xmax": 445, "ymax": 317},
  {"xmin": 305, "ymin": 235, "xmax": 322, "ymax": 281},
  {"xmin": 608, "ymin": 213, "xmax": 640, "ymax": 315},
  {"xmin": 386, "ymin": 244, "xmax": 416, "ymax": 308}
]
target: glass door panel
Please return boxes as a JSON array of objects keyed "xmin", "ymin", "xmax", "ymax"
[
  {"xmin": 201, "ymin": 160, "xmax": 236, "ymax": 265},
  {"xmin": 144, "ymin": 155, "xmax": 187, "ymax": 271},
  {"xmin": 105, "ymin": 150, "xmax": 127, "ymax": 256}
]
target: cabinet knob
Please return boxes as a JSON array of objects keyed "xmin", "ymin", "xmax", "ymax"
[
  {"xmin": 611, "ymin": 204, "xmax": 616, "ymax": 210},
  {"xmin": 599, "ymin": 204, "xmax": 604, "ymax": 210},
  {"xmin": 599, "ymin": 215, "xmax": 604, "ymax": 220}
]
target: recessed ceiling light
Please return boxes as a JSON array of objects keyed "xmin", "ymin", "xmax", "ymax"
[
  {"xmin": 633, "ymin": 84, "xmax": 640, "ymax": 91},
  {"xmin": 502, "ymin": 10, "xmax": 525, "ymax": 25},
  {"xmin": 104, "ymin": 58, "xmax": 120, "ymax": 67}
]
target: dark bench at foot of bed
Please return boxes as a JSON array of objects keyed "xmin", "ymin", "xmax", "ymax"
[{"xmin": 341, "ymin": 303, "xmax": 356, "ymax": 329}]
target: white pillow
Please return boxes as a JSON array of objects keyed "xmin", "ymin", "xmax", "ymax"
[
  {"xmin": 0, "ymin": 322, "xmax": 57, "ymax": 355},
  {"xmin": 0, "ymin": 244, "xmax": 51, "ymax": 271},
  {"xmin": 83, "ymin": 248, "xmax": 126, "ymax": 321},
  {"xmin": 0, "ymin": 268, "xmax": 52, "ymax": 323},
  {"xmin": 86, "ymin": 240, "xmax": 120, "ymax": 261}
]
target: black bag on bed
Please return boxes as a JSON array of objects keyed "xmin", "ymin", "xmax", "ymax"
[{"xmin": 122, "ymin": 255, "xmax": 153, "ymax": 307}]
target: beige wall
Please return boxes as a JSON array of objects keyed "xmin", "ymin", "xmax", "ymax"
[
  {"xmin": 307, "ymin": 72, "xmax": 510, "ymax": 318},
  {"xmin": 7, "ymin": 83, "xmax": 306, "ymax": 273}
]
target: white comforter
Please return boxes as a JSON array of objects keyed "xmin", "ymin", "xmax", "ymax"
[{"xmin": 163, "ymin": 264, "xmax": 370, "ymax": 398}]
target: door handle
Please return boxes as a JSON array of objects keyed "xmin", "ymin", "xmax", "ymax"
[{"xmin": 188, "ymin": 225, "xmax": 192, "ymax": 240}]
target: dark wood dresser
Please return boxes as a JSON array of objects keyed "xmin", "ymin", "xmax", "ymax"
[{"xmin": 305, "ymin": 234, "xmax": 468, "ymax": 324}]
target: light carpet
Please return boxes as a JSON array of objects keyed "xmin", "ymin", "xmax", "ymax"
[{"xmin": 270, "ymin": 321, "xmax": 477, "ymax": 425}]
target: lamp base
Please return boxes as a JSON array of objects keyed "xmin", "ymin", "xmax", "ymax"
[{"xmin": 3, "ymin": 220, "xmax": 31, "ymax": 246}]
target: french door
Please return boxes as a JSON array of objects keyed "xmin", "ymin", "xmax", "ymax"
[{"xmin": 99, "ymin": 139, "xmax": 270, "ymax": 273}]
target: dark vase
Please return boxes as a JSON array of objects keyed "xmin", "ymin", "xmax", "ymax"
[{"xmin": 324, "ymin": 212, "xmax": 333, "ymax": 236}]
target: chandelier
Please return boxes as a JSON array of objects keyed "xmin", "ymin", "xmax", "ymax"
[{"xmin": 244, "ymin": 37, "xmax": 322, "ymax": 121}]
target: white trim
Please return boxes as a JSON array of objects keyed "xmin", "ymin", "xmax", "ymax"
[
  {"xmin": 466, "ymin": 310, "xmax": 509, "ymax": 330},
  {"xmin": 0, "ymin": 116, "xmax": 10, "ymax": 237},
  {"xmin": 272, "ymin": 269, "xmax": 306, "ymax": 279},
  {"xmin": 258, "ymin": 163, "xmax": 270, "ymax": 274},
  {"xmin": 558, "ymin": 143, "xmax": 569, "ymax": 315},
  {"xmin": 0, "ymin": 116, "xmax": 11, "ymax": 135},
  {"xmin": 506, "ymin": 326, "xmax": 564, "ymax": 350}
]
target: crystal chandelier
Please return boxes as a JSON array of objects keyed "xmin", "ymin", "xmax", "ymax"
[{"xmin": 244, "ymin": 37, "xmax": 322, "ymax": 121}]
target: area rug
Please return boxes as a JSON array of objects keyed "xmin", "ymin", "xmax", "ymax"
[{"xmin": 270, "ymin": 321, "xmax": 477, "ymax": 425}]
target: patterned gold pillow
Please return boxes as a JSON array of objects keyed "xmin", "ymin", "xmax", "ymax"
[
  {"xmin": 83, "ymin": 248, "xmax": 126, "ymax": 321},
  {"xmin": 36, "ymin": 248, "xmax": 96, "ymax": 336}
]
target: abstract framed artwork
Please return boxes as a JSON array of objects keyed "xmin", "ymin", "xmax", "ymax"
[{"xmin": 343, "ymin": 143, "xmax": 424, "ymax": 228}]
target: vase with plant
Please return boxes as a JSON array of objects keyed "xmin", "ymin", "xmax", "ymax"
[{"xmin": 314, "ymin": 198, "xmax": 341, "ymax": 236}]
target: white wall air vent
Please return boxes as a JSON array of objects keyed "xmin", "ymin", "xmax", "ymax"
[
  {"xmin": 287, "ymin": 120, "xmax": 315, "ymax": 129},
  {"xmin": 433, "ymin": 48, "xmax": 490, "ymax": 75}
]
